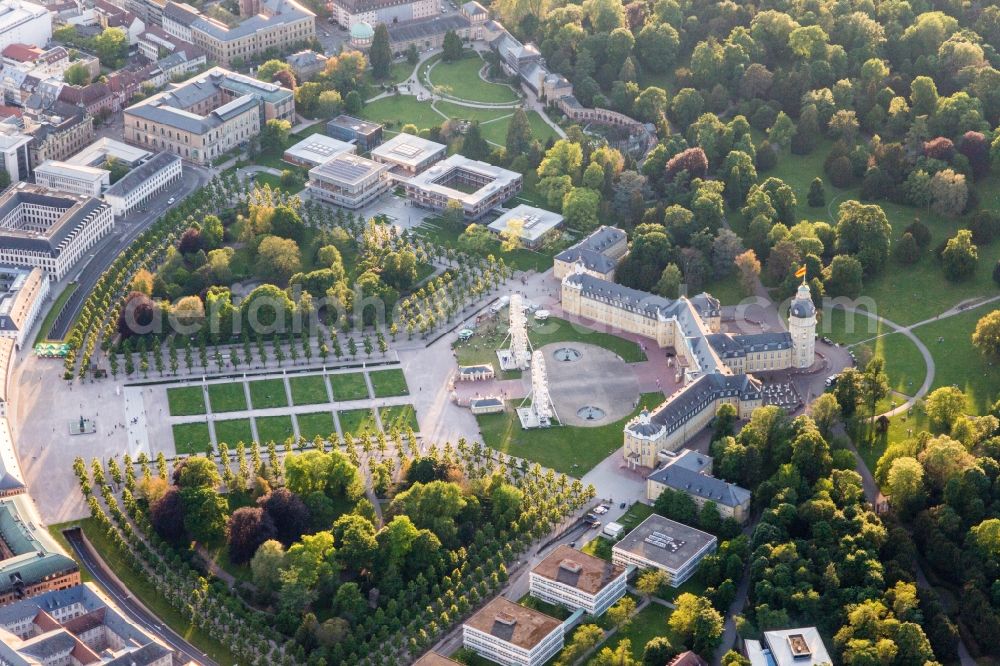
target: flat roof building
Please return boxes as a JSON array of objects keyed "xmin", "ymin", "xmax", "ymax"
[
  {"xmin": 283, "ymin": 133, "xmax": 355, "ymax": 168},
  {"xmin": 529, "ymin": 544, "xmax": 627, "ymax": 616},
  {"xmin": 0, "ymin": 266, "xmax": 47, "ymax": 349},
  {"xmin": 0, "ymin": 493, "xmax": 80, "ymax": 605},
  {"xmin": 462, "ymin": 597, "xmax": 564, "ymax": 666},
  {"xmin": 370, "ymin": 133, "xmax": 446, "ymax": 177},
  {"xmin": 611, "ymin": 513, "xmax": 717, "ymax": 586},
  {"xmin": 326, "ymin": 114, "xmax": 383, "ymax": 151},
  {"xmin": 403, "ymin": 154, "xmax": 522, "ymax": 220},
  {"xmin": 745, "ymin": 627, "xmax": 832, "ymax": 666},
  {"xmin": 306, "ymin": 153, "xmax": 390, "ymax": 209},
  {"xmin": 65, "ymin": 137, "xmax": 152, "ymax": 168},
  {"xmin": 33, "ymin": 160, "xmax": 110, "ymax": 197},
  {"xmin": 103, "ymin": 151, "xmax": 183, "ymax": 218},
  {"xmin": 487, "ymin": 204, "xmax": 563, "ymax": 249},
  {"xmin": 0, "ymin": 1, "xmax": 51, "ymax": 54},
  {"xmin": 0, "ymin": 184, "xmax": 114, "ymax": 280}
]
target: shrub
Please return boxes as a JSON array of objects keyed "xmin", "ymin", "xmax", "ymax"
[
  {"xmin": 904, "ymin": 220, "xmax": 932, "ymax": 248},
  {"xmin": 967, "ymin": 211, "xmax": 1000, "ymax": 245},
  {"xmin": 893, "ymin": 232, "xmax": 920, "ymax": 264}
]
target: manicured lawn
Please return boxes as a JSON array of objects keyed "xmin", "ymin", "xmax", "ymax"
[
  {"xmin": 255, "ymin": 415, "xmax": 295, "ymax": 445},
  {"xmin": 587, "ymin": 602, "xmax": 679, "ymax": 664},
  {"xmin": 34, "ymin": 282, "xmax": 77, "ymax": 344},
  {"xmin": 427, "ymin": 53, "xmax": 519, "ymax": 104},
  {"xmin": 167, "ymin": 386, "xmax": 206, "ymax": 416},
  {"xmin": 360, "ymin": 95, "xmax": 444, "ymax": 133},
  {"xmin": 289, "ymin": 374, "xmax": 331, "ymax": 405},
  {"xmin": 253, "ymin": 171, "xmax": 304, "ymax": 194},
  {"xmin": 367, "ymin": 60, "xmax": 413, "ymax": 86},
  {"xmin": 207, "ymin": 383, "xmax": 248, "ymax": 413},
  {"xmin": 529, "ymin": 317, "xmax": 646, "ymax": 363},
  {"xmin": 61, "ymin": 519, "xmax": 238, "ymax": 665},
  {"xmin": 369, "ymin": 368, "xmax": 409, "ymax": 397},
  {"xmin": 338, "ymin": 408, "xmax": 377, "ymax": 437},
  {"xmin": 214, "ymin": 418, "xmax": 254, "ymax": 446},
  {"xmin": 172, "ymin": 421, "xmax": 212, "ymax": 455},
  {"xmin": 618, "ymin": 502, "xmax": 655, "ymax": 530},
  {"xmin": 581, "ymin": 536, "xmax": 613, "ymax": 561},
  {"xmin": 477, "ymin": 392, "xmax": 665, "ymax": 475},
  {"xmin": 248, "ymin": 378, "xmax": 288, "ymax": 409},
  {"xmin": 329, "ymin": 372, "xmax": 369, "ymax": 400},
  {"xmin": 413, "ymin": 218, "xmax": 555, "ymax": 273},
  {"xmin": 701, "ymin": 272, "xmax": 746, "ymax": 307},
  {"xmin": 913, "ymin": 309, "xmax": 1000, "ymax": 413},
  {"xmin": 821, "ymin": 306, "xmax": 887, "ymax": 345},
  {"xmin": 297, "ymin": 411, "xmax": 336, "ymax": 441},
  {"xmin": 379, "ymin": 404, "xmax": 418, "ymax": 432}
]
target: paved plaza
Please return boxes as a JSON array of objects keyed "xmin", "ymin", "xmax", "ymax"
[{"xmin": 541, "ymin": 342, "xmax": 640, "ymax": 427}]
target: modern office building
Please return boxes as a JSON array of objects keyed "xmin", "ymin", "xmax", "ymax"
[
  {"xmin": 0, "ymin": 1, "xmax": 51, "ymax": 53},
  {"xmin": 33, "ymin": 160, "xmax": 110, "ymax": 197},
  {"xmin": 328, "ymin": 0, "xmax": 435, "ymax": 30},
  {"xmin": 552, "ymin": 225, "xmax": 627, "ymax": 280},
  {"xmin": 306, "ymin": 153, "xmax": 390, "ymax": 209},
  {"xmin": 162, "ymin": 0, "xmax": 316, "ymax": 67},
  {"xmin": 0, "ymin": 266, "xmax": 48, "ymax": 348},
  {"xmin": 0, "ymin": 184, "xmax": 114, "ymax": 280},
  {"xmin": 0, "ymin": 493, "xmax": 80, "ymax": 605},
  {"xmin": 326, "ymin": 114, "xmax": 382, "ymax": 151},
  {"xmin": 462, "ymin": 597, "xmax": 564, "ymax": 666},
  {"xmin": 487, "ymin": 204, "xmax": 563, "ymax": 249},
  {"xmin": 403, "ymin": 154, "xmax": 522, "ymax": 220},
  {"xmin": 370, "ymin": 133, "xmax": 445, "ymax": 177},
  {"xmin": 0, "ymin": 127, "xmax": 30, "ymax": 184},
  {"xmin": 283, "ymin": 133, "xmax": 355, "ymax": 168},
  {"xmin": 103, "ymin": 151, "xmax": 182, "ymax": 217},
  {"xmin": 646, "ymin": 451, "xmax": 752, "ymax": 524},
  {"xmin": 124, "ymin": 67, "xmax": 295, "ymax": 164},
  {"xmin": 529, "ymin": 544, "xmax": 627, "ymax": 616},
  {"xmin": 611, "ymin": 513, "xmax": 717, "ymax": 586},
  {"xmin": 66, "ymin": 137, "xmax": 152, "ymax": 168},
  {"xmin": 745, "ymin": 627, "xmax": 832, "ymax": 666}
]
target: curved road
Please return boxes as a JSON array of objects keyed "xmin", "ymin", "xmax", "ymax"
[{"xmin": 64, "ymin": 527, "xmax": 217, "ymax": 666}]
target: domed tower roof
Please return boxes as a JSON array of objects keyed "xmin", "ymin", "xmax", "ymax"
[
  {"xmin": 790, "ymin": 281, "xmax": 816, "ymax": 318},
  {"xmin": 350, "ymin": 21, "xmax": 375, "ymax": 40}
]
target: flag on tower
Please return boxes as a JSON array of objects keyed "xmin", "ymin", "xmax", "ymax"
[{"xmin": 795, "ymin": 266, "xmax": 807, "ymax": 279}]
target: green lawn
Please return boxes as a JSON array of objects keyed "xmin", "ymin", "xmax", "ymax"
[
  {"xmin": 57, "ymin": 519, "xmax": 238, "ymax": 665},
  {"xmin": 820, "ymin": 307, "xmax": 887, "ymax": 345},
  {"xmin": 253, "ymin": 172, "xmax": 304, "ymax": 194},
  {"xmin": 329, "ymin": 372, "xmax": 369, "ymax": 401},
  {"xmin": 581, "ymin": 536, "xmax": 613, "ymax": 561},
  {"xmin": 248, "ymin": 378, "xmax": 288, "ymax": 409},
  {"xmin": 367, "ymin": 60, "xmax": 413, "ymax": 86},
  {"xmin": 369, "ymin": 368, "xmax": 409, "ymax": 397},
  {"xmin": 427, "ymin": 53, "xmax": 519, "ymax": 104},
  {"xmin": 289, "ymin": 374, "xmax": 331, "ymax": 405},
  {"xmin": 913, "ymin": 309, "xmax": 1000, "ymax": 413},
  {"xmin": 214, "ymin": 418, "xmax": 254, "ymax": 446},
  {"xmin": 255, "ymin": 415, "xmax": 295, "ymax": 445},
  {"xmin": 477, "ymin": 392, "xmax": 665, "ymax": 475},
  {"xmin": 167, "ymin": 386, "xmax": 206, "ymax": 416},
  {"xmin": 846, "ymin": 331, "xmax": 927, "ymax": 398},
  {"xmin": 360, "ymin": 95, "xmax": 444, "ymax": 133},
  {"xmin": 207, "ymin": 383, "xmax": 248, "ymax": 413},
  {"xmin": 172, "ymin": 421, "xmax": 212, "ymax": 455},
  {"xmin": 297, "ymin": 411, "xmax": 336, "ymax": 441},
  {"xmin": 379, "ymin": 404, "xmax": 418, "ymax": 432},
  {"xmin": 338, "ymin": 408, "xmax": 377, "ymax": 437},
  {"xmin": 34, "ymin": 282, "xmax": 78, "ymax": 344},
  {"xmin": 413, "ymin": 218, "xmax": 556, "ymax": 273},
  {"xmin": 701, "ymin": 273, "xmax": 746, "ymax": 307},
  {"xmin": 530, "ymin": 317, "xmax": 646, "ymax": 362},
  {"xmin": 587, "ymin": 602, "xmax": 679, "ymax": 664},
  {"xmin": 581, "ymin": 504, "xmax": 655, "ymax": 561}
]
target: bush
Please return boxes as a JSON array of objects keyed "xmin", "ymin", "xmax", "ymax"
[
  {"xmin": 893, "ymin": 232, "xmax": 920, "ymax": 264},
  {"xmin": 924, "ymin": 137, "xmax": 955, "ymax": 161},
  {"xmin": 904, "ymin": 220, "xmax": 932, "ymax": 248},
  {"xmin": 993, "ymin": 260, "xmax": 1000, "ymax": 286},
  {"xmin": 751, "ymin": 105, "xmax": 779, "ymax": 131},
  {"xmin": 967, "ymin": 211, "xmax": 1000, "ymax": 245},
  {"xmin": 790, "ymin": 130, "xmax": 815, "ymax": 155},
  {"xmin": 807, "ymin": 178, "xmax": 825, "ymax": 207}
]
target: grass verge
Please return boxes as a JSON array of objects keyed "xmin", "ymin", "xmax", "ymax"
[
  {"xmin": 167, "ymin": 386, "xmax": 206, "ymax": 416},
  {"xmin": 369, "ymin": 368, "xmax": 409, "ymax": 397},
  {"xmin": 329, "ymin": 372, "xmax": 369, "ymax": 401},
  {"xmin": 172, "ymin": 421, "xmax": 211, "ymax": 455}
]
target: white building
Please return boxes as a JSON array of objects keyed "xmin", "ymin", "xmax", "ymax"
[
  {"xmin": 33, "ymin": 160, "xmax": 110, "ymax": 197},
  {"xmin": 283, "ymin": 133, "xmax": 355, "ymax": 168},
  {"xmin": 487, "ymin": 204, "xmax": 563, "ymax": 249},
  {"xmin": 0, "ymin": 184, "xmax": 114, "ymax": 280},
  {"xmin": 103, "ymin": 151, "xmax": 183, "ymax": 218},
  {"xmin": 0, "ymin": 266, "xmax": 48, "ymax": 348},
  {"xmin": 611, "ymin": 513, "xmax": 717, "ymax": 587},
  {"xmin": 462, "ymin": 597, "xmax": 564, "ymax": 666},
  {"xmin": 745, "ymin": 628, "xmax": 832, "ymax": 666},
  {"xmin": 529, "ymin": 544, "xmax": 627, "ymax": 616},
  {"xmin": 66, "ymin": 136, "xmax": 152, "ymax": 168},
  {"xmin": 0, "ymin": 128, "xmax": 31, "ymax": 184},
  {"xmin": 307, "ymin": 153, "xmax": 390, "ymax": 209},
  {"xmin": 329, "ymin": 0, "xmax": 436, "ymax": 30},
  {"xmin": 788, "ymin": 281, "xmax": 817, "ymax": 368},
  {"xmin": 0, "ymin": 1, "xmax": 51, "ymax": 52},
  {"xmin": 403, "ymin": 154, "xmax": 522, "ymax": 220},
  {"xmin": 370, "ymin": 133, "xmax": 446, "ymax": 177}
]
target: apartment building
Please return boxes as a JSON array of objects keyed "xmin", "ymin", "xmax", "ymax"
[
  {"xmin": 103, "ymin": 150, "xmax": 182, "ymax": 217},
  {"xmin": 306, "ymin": 152, "xmax": 390, "ymax": 209},
  {"xmin": 25, "ymin": 110, "xmax": 95, "ymax": 165},
  {"xmin": 462, "ymin": 597, "xmax": 564, "ymax": 666},
  {"xmin": 33, "ymin": 160, "xmax": 110, "ymax": 196},
  {"xmin": 403, "ymin": 154, "xmax": 522, "ymax": 220},
  {"xmin": 529, "ymin": 544, "xmax": 627, "ymax": 616},
  {"xmin": 611, "ymin": 514, "xmax": 717, "ymax": 587}
]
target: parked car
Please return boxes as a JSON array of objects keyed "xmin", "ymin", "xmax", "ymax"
[{"xmin": 619, "ymin": 502, "xmax": 626, "ymax": 509}]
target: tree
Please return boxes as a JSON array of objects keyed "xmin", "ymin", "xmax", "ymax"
[
  {"xmin": 634, "ymin": 86, "xmax": 668, "ymax": 123},
  {"xmin": 94, "ymin": 28, "xmax": 128, "ymax": 68},
  {"xmin": 257, "ymin": 236, "xmax": 301, "ymax": 284},
  {"xmin": 973, "ymin": 310, "xmax": 1000, "ymax": 359},
  {"xmin": 721, "ymin": 150, "xmax": 757, "ymax": 207},
  {"xmin": 344, "ymin": 90, "xmax": 363, "ymax": 114},
  {"xmin": 228, "ymin": 507, "xmax": 277, "ymax": 563},
  {"xmin": 910, "ymin": 76, "xmax": 938, "ymax": 116},
  {"xmin": 735, "ymin": 250, "xmax": 761, "ymax": 296},
  {"xmin": 810, "ymin": 393, "xmax": 841, "ymax": 439},
  {"xmin": 636, "ymin": 22, "xmax": 679, "ymax": 73},
  {"xmin": 118, "ymin": 291, "xmax": 155, "ymax": 337},
  {"xmin": 594, "ymin": 641, "xmax": 638, "ymax": 666},
  {"xmin": 150, "ymin": 487, "xmax": 186, "ymax": 543},
  {"xmin": 606, "ymin": 596, "xmax": 636, "ymax": 630},
  {"xmin": 505, "ymin": 108, "xmax": 532, "ymax": 158},
  {"xmin": 924, "ymin": 386, "xmax": 967, "ymax": 433},
  {"xmin": 669, "ymin": 593, "xmax": 724, "ymax": 654},
  {"xmin": 886, "ymin": 457, "xmax": 925, "ymax": 509},
  {"xmin": 562, "ymin": 187, "xmax": 600, "ymax": 232},
  {"xmin": 442, "ymin": 30, "xmax": 463, "ymax": 62},
  {"xmin": 825, "ymin": 254, "xmax": 864, "ymax": 297},
  {"xmin": 182, "ymin": 486, "xmax": 228, "ymax": 543},
  {"xmin": 969, "ymin": 519, "xmax": 1000, "ymax": 557},
  {"xmin": 941, "ymin": 229, "xmax": 977, "ymax": 281},
  {"xmin": 259, "ymin": 488, "xmax": 311, "ymax": 546},
  {"xmin": 666, "ymin": 148, "xmax": 709, "ymax": 181},
  {"xmin": 258, "ymin": 59, "xmax": 293, "ymax": 83},
  {"xmin": 655, "ymin": 263, "xmax": 683, "ymax": 298},
  {"xmin": 807, "ymin": 178, "xmax": 825, "ymax": 207},
  {"xmin": 918, "ymin": 435, "xmax": 975, "ymax": 490},
  {"xmin": 642, "ymin": 637, "xmax": 675, "ymax": 666},
  {"xmin": 369, "ymin": 24, "xmax": 393, "ymax": 79},
  {"xmin": 671, "ymin": 88, "xmax": 705, "ymax": 128},
  {"xmin": 556, "ymin": 624, "xmax": 604, "ymax": 666},
  {"xmin": 636, "ymin": 569, "xmax": 671, "ymax": 598},
  {"xmin": 64, "ymin": 62, "xmax": 89, "ymax": 86},
  {"xmin": 317, "ymin": 90, "xmax": 342, "ymax": 117},
  {"xmin": 260, "ymin": 119, "xmax": 292, "ymax": 154},
  {"xmin": 835, "ymin": 201, "xmax": 891, "ymax": 275},
  {"xmin": 461, "ymin": 122, "xmax": 490, "ymax": 160},
  {"xmin": 768, "ymin": 112, "xmax": 795, "ymax": 148},
  {"xmin": 406, "ymin": 44, "xmax": 419, "ymax": 65},
  {"xmin": 929, "ymin": 169, "xmax": 968, "ymax": 217},
  {"xmin": 893, "ymin": 232, "xmax": 920, "ymax": 264}
]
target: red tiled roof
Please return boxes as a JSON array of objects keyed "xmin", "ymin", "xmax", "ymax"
[{"xmin": 2, "ymin": 43, "xmax": 44, "ymax": 62}]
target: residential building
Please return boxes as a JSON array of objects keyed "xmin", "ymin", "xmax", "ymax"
[
  {"xmin": 103, "ymin": 150, "xmax": 182, "ymax": 217},
  {"xmin": 283, "ymin": 132, "xmax": 355, "ymax": 168},
  {"xmin": 24, "ymin": 109, "xmax": 95, "ymax": 165},
  {"xmin": 33, "ymin": 160, "xmax": 110, "ymax": 196},
  {"xmin": 0, "ymin": 184, "xmax": 114, "ymax": 280},
  {"xmin": 0, "ymin": 582, "xmax": 175, "ymax": 664},
  {"xmin": 0, "ymin": 126, "xmax": 30, "ymax": 183},
  {"xmin": 646, "ymin": 452, "xmax": 752, "ymax": 524},
  {"xmin": 370, "ymin": 133, "xmax": 445, "ymax": 177},
  {"xmin": 285, "ymin": 48, "xmax": 326, "ymax": 80},
  {"xmin": 529, "ymin": 544, "xmax": 627, "ymax": 616},
  {"xmin": 306, "ymin": 153, "xmax": 390, "ymax": 209},
  {"xmin": 552, "ymin": 225, "xmax": 627, "ymax": 280},
  {"xmin": 462, "ymin": 597, "xmax": 564, "ymax": 666},
  {"xmin": 0, "ymin": 266, "xmax": 47, "ymax": 348},
  {"xmin": 487, "ymin": 204, "xmax": 563, "ymax": 249},
  {"xmin": 0, "ymin": 493, "xmax": 80, "ymax": 604},
  {"xmin": 93, "ymin": 0, "xmax": 146, "ymax": 44},
  {"xmin": 328, "ymin": 0, "xmax": 435, "ymax": 30},
  {"xmin": 161, "ymin": 0, "xmax": 316, "ymax": 68},
  {"xmin": 403, "ymin": 154, "xmax": 522, "ymax": 220},
  {"xmin": 326, "ymin": 114, "xmax": 382, "ymax": 151},
  {"xmin": 66, "ymin": 136, "xmax": 151, "ymax": 168},
  {"xmin": 0, "ymin": 1, "xmax": 51, "ymax": 52},
  {"xmin": 611, "ymin": 513, "xmax": 717, "ymax": 586},
  {"xmin": 745, "ymin": 627, "xmax": 832, "ymax": 666},
  {"xmin": 124, "ymin": 66, "xmax": 294, "ymax": 164}
]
